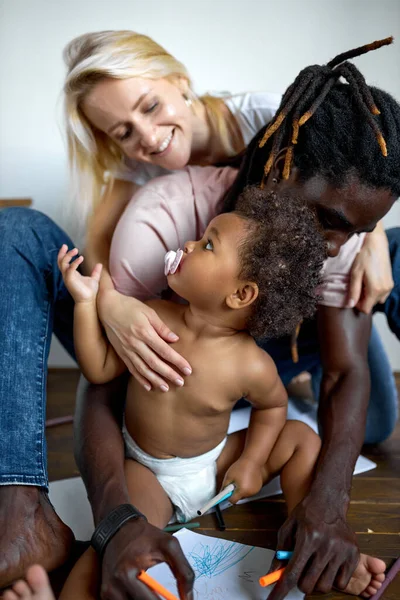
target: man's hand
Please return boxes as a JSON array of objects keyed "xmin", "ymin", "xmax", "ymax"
[
  {"xmin": 100, "ymin": 518, "xmax": 194, "ymax": 600},
  {"xmin": 222, "ymin": 457, "xmax": 264, "ymax": 503},
  {"xmin": 267, "ymin": 494, "xmax": 359, "ymax": 599}
]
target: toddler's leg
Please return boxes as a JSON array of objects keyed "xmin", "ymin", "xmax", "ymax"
[
  {"xmin": 265, "ymin": 420, "xmax": 320, "ymax": 512},
  {"xmin": 124, "ymin": 458, "xmax": 175, "ymax": 528},
  {"xmin": 59, "ymin": 459, "xmax": 174, "ymax": 600},
  {"xmin": 216, "ymin": 424, "xmax": 320, "ymax": 506}
]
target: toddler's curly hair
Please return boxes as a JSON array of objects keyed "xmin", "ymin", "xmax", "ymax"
[{"xmin": 235, "ymin": 186, "xmax": 327, "ymax": 339}]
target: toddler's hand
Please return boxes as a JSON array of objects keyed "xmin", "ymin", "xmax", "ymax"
[
  {"xmin": 222, "ymin": 457, "xmax": 264, "ymax": 503},
  {"xmin": 58, "ymin": 244, "xmax": 103, "ymax": 303}
]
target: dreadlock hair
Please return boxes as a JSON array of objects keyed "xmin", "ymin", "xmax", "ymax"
[
  {"xmin": 234, "ymin": 186, "xmax": 326, "ymax": 340},
  {"xmin": 224, "ymin": 37, "xmax": 400, "ymax": 212}
]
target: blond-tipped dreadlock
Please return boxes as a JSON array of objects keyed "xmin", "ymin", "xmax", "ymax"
[{"xmin": 258, "ymin": 37, "xmax": 392, "ymax": 186}]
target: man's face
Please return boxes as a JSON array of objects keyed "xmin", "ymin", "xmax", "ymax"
[{"xmin": 266, "ymin": 170, "xmax": 396, "ymax": 257}]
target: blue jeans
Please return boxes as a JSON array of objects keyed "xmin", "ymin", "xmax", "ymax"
[
  {"xmin": 0, "ymin": 208, "xmax": 75, "ymax": 488},
  {"xmin": 0, "ymin": 208, "xmax": 398, "ymax": 487}
]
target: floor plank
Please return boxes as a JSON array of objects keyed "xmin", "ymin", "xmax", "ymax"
[{"xmin": 45, "ymin": 369, "xmax": 400, "ymax": 599}]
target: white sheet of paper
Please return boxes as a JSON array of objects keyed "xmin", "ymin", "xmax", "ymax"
[
  {"xmin": 148, "ymin": 528, "xmax": 303, "ymax": 599},
  {"xmin": 49, "ymin": 407, "xmax": 376, "ymax": 540}
]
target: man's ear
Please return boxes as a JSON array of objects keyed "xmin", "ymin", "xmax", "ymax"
[
  {"xmin": 263, "ymin": 147, "xmax": 301, "ymax": 189},
  {"xmin": 226, "ymin": 282, "xmax": 259, "ymax": 310}
]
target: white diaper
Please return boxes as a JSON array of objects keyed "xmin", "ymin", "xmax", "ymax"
[{"xmin": 123, "ymin": 423, "xmax": 227, "ymax": 523}]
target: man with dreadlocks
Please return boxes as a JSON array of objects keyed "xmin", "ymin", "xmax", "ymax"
[{"xmin": 221, "ymin": 36, "xmax": 400, "ymax": 599}]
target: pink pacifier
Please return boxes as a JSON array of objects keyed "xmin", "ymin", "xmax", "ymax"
[{"xmin": 164, "ymin": 248, "xmax": 184, "ymax": 276}]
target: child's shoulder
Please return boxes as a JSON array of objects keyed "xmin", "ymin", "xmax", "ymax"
[{"xmin": 238, "ymin": 336, "xmax": 277, "ymax": 380}]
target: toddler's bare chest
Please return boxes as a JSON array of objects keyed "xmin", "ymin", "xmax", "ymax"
[{"xmin": 171, "ymin": 341, "xmax": 243, "ymax": 407}]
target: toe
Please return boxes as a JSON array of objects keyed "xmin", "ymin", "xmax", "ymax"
[
  {"xmin": 12, "ymin": 580, "xmax": 31, "ymax": 599},
  {"xmin": 26, "ymin": 566, "xmax": 49, "ymax": 589},
  {"xmin": 25, "ymin": 565, "xmax": 54, "ymax": 600},
  {"xmin": 365, "ymin": 555, "xmax": 386, "ymax": 575},
  {"xmin": 3, "ymin": 591, "xmax": 20, "ymax": 600},
  {"xmin": 370, "ymin": 580, "xmax": 383, "ymax": 591}
]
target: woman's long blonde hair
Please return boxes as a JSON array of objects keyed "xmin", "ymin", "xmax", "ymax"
[{"xmin": 63, "ymin": 30, "xmax": 242, "ymax": 224}]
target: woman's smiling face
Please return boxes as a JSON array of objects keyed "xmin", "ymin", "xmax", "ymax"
[{"xmin": 82, "ymin": 76, "xmax": 194, "ymax": 169}]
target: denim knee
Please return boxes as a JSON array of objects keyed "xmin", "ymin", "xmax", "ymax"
[
  {"xmin": 364, "ymin": 408, "xmax": 398, "ymax": 444},
  {"xmin": 0, "ymin": 207, "xmax": 74, "ymax": 268},
  {"xmin": 0, "ymin": 207, "xmax": 56, "ymax": 245},
  {"xmin": 375, "ymin": 228, "xmax": 400, "ymax": 339},
  {"xmin": 0, "ymin": 206, "xmax": 49, "ymax": 225}
]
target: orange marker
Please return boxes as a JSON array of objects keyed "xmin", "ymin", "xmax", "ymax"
[
  {"xmin": 259, "ymin": 566, "xmax": 286, "ymax": 587},
  {"xmin": 137, "ymin": 570, "xmax": 180, "ymax": 600}
]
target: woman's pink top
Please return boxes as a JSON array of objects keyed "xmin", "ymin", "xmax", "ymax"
[{"xmin": 110, "ymin": 165, "xmax": 365, "ymax": 308}]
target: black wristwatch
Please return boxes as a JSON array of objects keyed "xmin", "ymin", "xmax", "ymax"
[{"xmin": 91, "ymin": 503, "xmax": 147, "ymax": 557}]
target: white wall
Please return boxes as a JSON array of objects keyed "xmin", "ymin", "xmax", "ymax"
[{"xmin": 1, "ymin": 0, "xmax": 399, "ymax": 368}]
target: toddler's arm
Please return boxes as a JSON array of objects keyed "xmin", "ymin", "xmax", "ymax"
[
  {"xmin": 224, "ymin": 346, "xmax": 288, "ymax": 501},
  {"xmin": 58, "ymin": 245, "xmax": 126, "ymax": 384},
  {"xmin": 242, "ymin": 348, "xmax": 287, "ymax": 463}
]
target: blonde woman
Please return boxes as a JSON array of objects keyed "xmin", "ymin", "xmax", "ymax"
[
  {"xmin": 64, "ymin": 30, "xmax": 283, "ymax": 391},
  {"xmin": 0, "ymin": 30, "xmax": 396, "ymax": 592}
]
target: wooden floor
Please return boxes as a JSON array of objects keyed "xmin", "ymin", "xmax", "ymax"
[{"xmin": 46, "ymin": 369, "xmax": 400, "ymax": 599}]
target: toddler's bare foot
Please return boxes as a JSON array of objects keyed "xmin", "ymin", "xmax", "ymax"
[
  {"xmin": 3, "ymin": 565, "xmax": 55, "ymax": 600},
  {"xmin": 343, "ymin": 553, "xmax": 386, "ymax": 597}
]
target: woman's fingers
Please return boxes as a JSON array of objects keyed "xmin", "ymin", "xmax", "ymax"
[
  {"xmin": 142, "ymin": 317, "xmax": 192, "ymax": 376},
  {"xmin": 128, "ymin": 343, "xmax": 185, "ymax": 391},
  {"xmin": 129, "ymin": 363, "xmax": 152, "ymax": 392},
  {"xmin": 147, "ymin": 309, "xmax": 179, "ymax": 343}
]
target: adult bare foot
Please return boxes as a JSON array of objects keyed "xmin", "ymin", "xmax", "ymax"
[
  {"xmin": 0, "ymin": 486, "xmax": 74, "ymax": 588},
  {"xmin": 343, "ymin": 553, "xmax": 386, "ymax": 597},
  {"xmin": 3, "ymin": 565, "xmax": 55, "ymax": 600}
]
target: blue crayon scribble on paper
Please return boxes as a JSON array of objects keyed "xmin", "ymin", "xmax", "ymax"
[{"xmin": 188, "ymin": 540, "xmax": 255, "ymax": 579}]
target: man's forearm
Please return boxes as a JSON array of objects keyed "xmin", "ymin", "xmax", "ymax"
[
  {"xmin": 74, "ymin": 374, "xmax": 130, "ymax": 525},
  {"xmin": 310, "ymin": 365, "xmax": 370, "ymax": 510}
]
